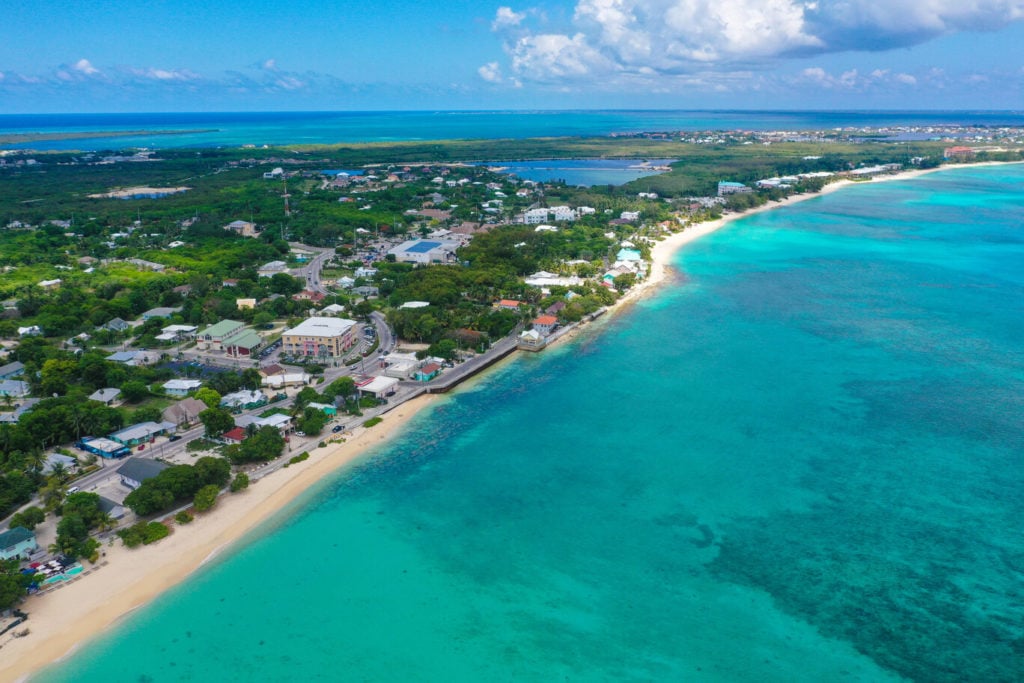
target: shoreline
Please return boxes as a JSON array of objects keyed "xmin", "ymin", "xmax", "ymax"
[
  {"xmin": 2, "ymin": 159, "xmax": 1017, "ymax": 682},
  {"xmin": 0, "ymin": 394, "xmax": 439, "ymax": 683}
]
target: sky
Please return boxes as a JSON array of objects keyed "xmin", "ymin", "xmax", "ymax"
[{"xmin": 0, "ymin": 0, "xmax": 1022, "ymax": 112}]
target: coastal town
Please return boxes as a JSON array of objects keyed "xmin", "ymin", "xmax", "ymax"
[{"xmin": 0, "ymin": 127, "xmax": 1022, "ymax": 674}]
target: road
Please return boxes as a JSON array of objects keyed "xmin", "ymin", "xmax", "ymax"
[{"xmin": 289, "ymin": 242, "xmax": 334, "ymax": 294}]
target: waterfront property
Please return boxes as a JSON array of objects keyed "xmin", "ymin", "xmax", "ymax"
[
  {"xmin": 532, "ymin": 315, "xmax": 558, "ymax": 336},
  {"xmin": 117, "ymin": 458, "xmax": 169, "ymax": 490},
  {"xmin": 305, "ymin": 401, "xmax": 337, "ymax": 416},
  {"xmin": 281, "ymin": 317, "xmax": 358, "ymax": 359},
  {"xmin": 414, "ymin": 362, "xmax": 442, "ymax": 382},
  {"xmin": 0, "ymin": 527, "xmax": 38, "ymax": 561}
]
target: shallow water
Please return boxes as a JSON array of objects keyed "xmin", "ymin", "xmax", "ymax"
[{"xmin": 36, "ymin": 165, "xmax": 1024, "ymax": 682}]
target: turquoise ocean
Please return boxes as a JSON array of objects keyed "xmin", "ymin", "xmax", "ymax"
[{"xmin": 36, "ymin": 164, "xmax": 1024, "ymax": 682}]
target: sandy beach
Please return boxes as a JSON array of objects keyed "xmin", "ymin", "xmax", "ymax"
[
  {"xmin": 0, "ymin": 394, "xmax": 438, "ymax": 683},
  {"xmin": 2, "ymin": 159, "xmax": 1016, "ymax": 682}
]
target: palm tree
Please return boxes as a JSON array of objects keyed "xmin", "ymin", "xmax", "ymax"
[{"xmin": 23, "ymin": 449, "xmax": 47, "ymax": 477}]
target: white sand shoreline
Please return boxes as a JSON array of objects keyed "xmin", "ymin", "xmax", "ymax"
[{"xmin": 2, "ymin": 159, "xmax": 1018, "ymax": 682}]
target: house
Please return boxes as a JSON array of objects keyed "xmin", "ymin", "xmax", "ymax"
[
  {"xmin": 616, "ymin": 248, "xmax": 642, "ymax": 262},
  {"xmin": 38, "ymin": 278, "xmax": 62, "ymax": 290},
  {"xmin": 358, "ymin": 376, "xmax": 399, "ymax": 400},
  {"xmin": 545, "ymin": 301, "xmax": 566, "ymax": 317},
  {"xmin": 224, "ymin": 220, "xmax": 258, "ymax": 237},
  {"xmin": 162, "ymin": 379, "xmax": 203, "ymax": 397},
  {"xmin": 236, "ymin": 298, "xmax": 257, "ymax": 310},
  {"xmin": 105, "ymin": 350, "xmax": 140, "ymax": 365},
  {"xmin": 96, "ymin": 495, "xmax": 126, "ymax": 521},
  {"xmin": 257, "ymin": 260, "xmax": 288, "ymax": 277},
  {"xmin": 221, "ymin": 427, "xmax": 248, "ymax": 445},
  {"xmin": 414, "ymin": 362, "xmax": 442, "ymax": 382},
  {"xmin": 281, "ymin": 317, "xmax": 358, "ymax": 359},
  {"xmin": 518, "ymin": 329, "xmax": 546, "ymax": 352},
  {"xmin": 0, "ymin": 398, "xmax": 39, "ymax": 424},
  {"xmin": 495, "ymin": 299, "xmax": 522, "ymax": 311},
  {"xmin": 220, "ymin": 390, "xmax": 268, "ymax": 411},
  {"xmin": 0, "ymin": 527, "xmax": 38, "ymax": 561},
  {"xmin": 235, "ymin": 413, "xmax": 292, "ymax": 433},
  {"xmin": 142, "ymin": 306, "xmax": 181, "ymax": 320},
  {"xmin": 320, "ymin": 303, "xmax": 347, "ymax": 317},
  {"xmin": 259, "ymin": 364, "xmax": 286, "ymax": 378},
  {"xmin": 0, "ymin": 380, "xmax": 30, "ymax": 398},
  {"xmin": 156, "ymin": 324, "xmax": 198, "ymax": 342},
  {"xmin": 619, "ymin": 210, "xmax": 641, "ymax": 221},
  {"xmin": 88, "ymin": 388, "xmax": 121, "ymax": 405},
  {"xmin": 532, "ymin": 315, "xmax": 558, "ymax": 336},
  {"xmin": 172, "ymin": 284, "xmax": 193, "ymax": 297},
  {"xmin": 43, "ymin": 452, "xmax": 77, "ymax": 475},
  {"xmin": 293, "ymin": 290, "xmax": 326, "ymax": 303},
  {"xmin": 354, "ymin": 267, "xmax": 377, "ymax": 279},
  {"xmin": 305, "ymin": 401, "xmax": 337, "ymax": 416},
  {"xmin": 104, "ymin": 317, "xmax": 130, "ymax": 332},
  {"xmin": 944, "ymin": 146, "xmax": 976, "ymax": 160},
  {"xmin": 117, "ymin": 458, "xmax": 169, "ymax": 490},
  {"xmin": 337, "ymin": 276, "xmax": 355, "ymax": 289},
  {"xmin": 76, "ymin": 436, "xmax": 131, "ymax": 459},
  {"xmin": 196, "ymin": 319, "xmax": 246, "ymax": 351},
  {"xmin": 17, "ymin": 326, "xmax": 42, "ymax": 337},
  {"xmin": 162, "ymin": 397, "xmax": 208, "ymax": 426},
  {"xmin": 0, "ymin": 360, "xmax": 25, "ymax": 380},
  {"xmin": 109, "ymin": 421, "xmax": 175, "ymax": 447}
]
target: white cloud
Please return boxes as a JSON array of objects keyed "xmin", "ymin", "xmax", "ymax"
[
  {"xmin": 262, "ymin": 59, "xmax": 278, "ymax": 71},
  {"xmin": 73, "ymin": 58, "xmax": 100, "ymax": 75},
  {"xmin": 478, "ymin": 61, "xmax": 504, "ymax": 83},
  {"xmin": 130, "ymin": 67, "xmax": 201, "ymax": 81},
  {"xmin": 274, "ymin": 75, "xmax": 306, "ymax": 90},
  {"xmin": 894, "ymin": 72, "xmax": 917, "ymax": 85},
  {"xmin": 492, "ymin": 6, "xmax": 527, "ymax": 31},
  {"xmin": 496, "ymin": 0, "xmax": 1024, "ymax": 83}
]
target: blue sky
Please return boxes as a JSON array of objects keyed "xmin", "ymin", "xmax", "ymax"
[{"xmin": 1, "ymin": 0, "xmax": 1022, "ymax": 112}]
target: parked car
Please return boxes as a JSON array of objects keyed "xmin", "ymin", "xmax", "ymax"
[
  {"xmin": 168, "ymin": 435, "xmax": 182, "ymax": 442},
  {"xmin": 331, "ymin": 425, "xmax": 344, "ymax": 433}
]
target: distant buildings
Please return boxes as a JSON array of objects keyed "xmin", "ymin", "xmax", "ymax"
[
  {"xmin": 224, "ymin": 220, "xmax": 258, "ymax": 237},
  {"xmin": 717, "ymin": 181, "xmax": 751, "ymax": 196},
  {"xmin": 944, "ymin": 146, "xmax": 976, "ymax": 160},
  {"xmin": 117, "ymin": 458, "xmax": 169, "ymax": 490},
  {"xmin": 258, "ymin": 260, "xmax": 288, "ymax": 277}
]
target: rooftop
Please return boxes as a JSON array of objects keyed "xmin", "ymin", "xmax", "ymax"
[{"xmin": 285, "ymin": 316, "xmax": 357, "ymax": 338}]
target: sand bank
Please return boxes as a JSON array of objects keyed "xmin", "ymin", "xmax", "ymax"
[{"xmin": 0, "ymin": 395, "xmax": 438, "ymax": 683}]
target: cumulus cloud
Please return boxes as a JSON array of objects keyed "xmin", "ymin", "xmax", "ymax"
[
  {"xmin": 492, "ymin": 6, "xmax": 527, "ymax": 30},
  {"xmin": 129, "ymin": 67, "xmax": 201, "ymax": 81},
  {"xmin": 73, "ymin": 58, "xmax": 100, "ymax": 75},
  {"xmin": 491, "ymin": 0, "xmax": 1024, "ymax": 83},
  {"xmin": 478, "ymin": 61, "xmax": 504, "ymax": 83}
]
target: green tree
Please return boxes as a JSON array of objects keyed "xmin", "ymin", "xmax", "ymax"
[
  {"xmin": 229, "ymin": 472, "xmax": 250, "ymax": 493},
  {"xmin": 194, "ymin": 387, "xmax": 222, "ymax": 410},
  {"xmin": 199, "ymin": 407, "xmax": 235, "ymax": 439},
  {"xmin": 9, "ymin": 506, "xmax": 45, "ymax": 531},
  {"xmin": 193, "ymin": 484, "xmax": 220, "ymax": 512},
  {"xmin": 228, "ymin": 426, "xmax": 284, "ymax": 464},
  {"xmin": 194, "ymin": 456, "xmax": 231, "ymax": 488},
  {"xmin": 120, "ymin": 380, "xmax": 149, "ymax": 403}
]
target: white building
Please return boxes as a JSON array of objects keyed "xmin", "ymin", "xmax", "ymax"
[{"xmin": 387, "ymin": 239, "xmax": 459, "ymax": 265}]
